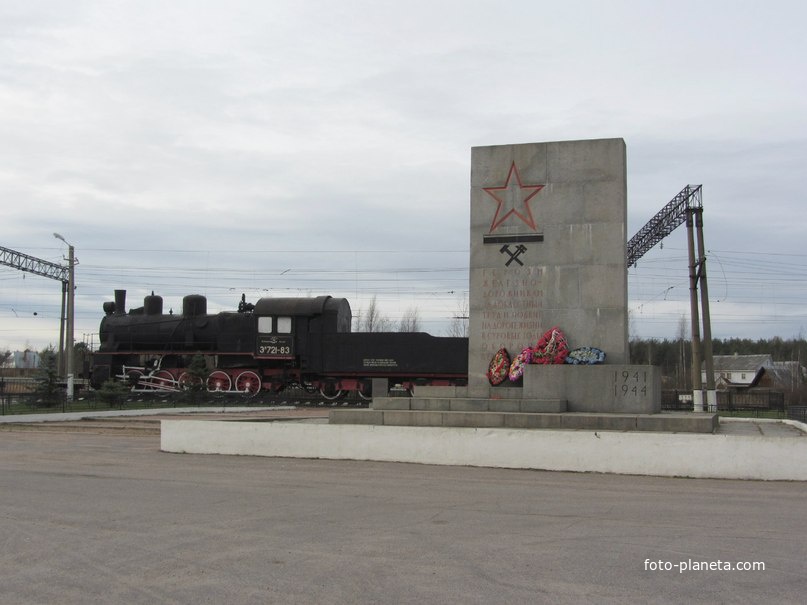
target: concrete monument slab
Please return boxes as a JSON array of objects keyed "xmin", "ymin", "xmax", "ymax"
[{"xmin": 469, "ymin": 138, "xmax": 628, "ymax": 396}]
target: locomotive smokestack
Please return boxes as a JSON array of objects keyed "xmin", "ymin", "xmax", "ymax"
[{"xmin": 114, "ymin": 289, "xmax": 127, "ymax": 315}]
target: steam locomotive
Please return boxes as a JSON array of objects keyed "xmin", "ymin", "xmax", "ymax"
[{"xmin": 90, "ymin": 290, "xmax": 468, "ymax": 398}]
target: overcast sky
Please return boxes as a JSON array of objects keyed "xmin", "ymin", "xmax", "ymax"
[{"xmin": 1, "ymin": 0, "xmax": 806, "ymax": 352}]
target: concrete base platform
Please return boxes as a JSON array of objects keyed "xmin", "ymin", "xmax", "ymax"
[
  {"xmin": 160, "ymin": 418, "xmax": 807, "ymax": 480},
  {"xmin": 330, "ymin": 408, "xmax": 718, "ymax": 434}
]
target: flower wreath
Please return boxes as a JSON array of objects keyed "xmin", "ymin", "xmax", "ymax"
[
  {"xmin": 508, "ymin": 347, "xmax": 533, "ymax": 382},
  {"xmin": 487, "ymin": 347, "xmax": 510, "ymax": 385},
  {"xmin": 532, "ymin": 327, "xmax": 569, "ymax": 365},
  {"xmin": 565, "ymin": 346, "xmax": 606, "ymax": 365}
]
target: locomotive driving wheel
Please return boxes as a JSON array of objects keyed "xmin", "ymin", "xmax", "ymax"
[
  {"xmin": 151, "ymin": 370, "xmax": 175, "ymax": 391},
  {"xmin": 235, "ymin": 371, "xmax": 261, "ymax": 397},
  {"xmin": 178, "ymin": 372, "xmax": 203, "ymax": 390},
  {"xmin": 206, "ymin": 370, "xmax": 232, "ymax": 393}
]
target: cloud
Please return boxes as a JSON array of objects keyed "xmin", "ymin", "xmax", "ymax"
[{"xmin": 1, "ymin": 0, "xmax": 807, "ymax": 351}]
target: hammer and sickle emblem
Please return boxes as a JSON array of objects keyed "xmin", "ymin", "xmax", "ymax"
[{"xmin": 499, "ymin": 244, "xmax": 527, "ymax": 267}]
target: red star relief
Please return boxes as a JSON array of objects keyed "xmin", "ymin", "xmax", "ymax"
[{"xmin": 483, "ymin": 161, "xmax": 544, "ymax": 232}]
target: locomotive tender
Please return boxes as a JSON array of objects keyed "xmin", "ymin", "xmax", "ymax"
[{"xmin": 91, "ymin": 290, "xmax": 468, "ymax": 398}]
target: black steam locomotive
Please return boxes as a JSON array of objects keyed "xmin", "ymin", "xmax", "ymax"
[{"xmin": 90, "ymin": 290, "xmax": 468, "ymax": 398}]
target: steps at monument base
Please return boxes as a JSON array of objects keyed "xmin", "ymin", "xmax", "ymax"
[
  {"xmin": 329, "ymin": 409, "xmax": 718, "ymax": 434},
  {"xmin": 372, "ymin": 396, "xmax": 567, "ymax": 413}
]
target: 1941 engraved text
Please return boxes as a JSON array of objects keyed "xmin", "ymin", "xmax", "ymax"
[{"xmin": 613, "ymin": 370, "xmax": 648, "ymax": 398}]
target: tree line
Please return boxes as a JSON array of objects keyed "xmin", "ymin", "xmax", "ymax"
[{"xmin": 629, "ymin": 336, "xmax": 807, "ymax": 389}]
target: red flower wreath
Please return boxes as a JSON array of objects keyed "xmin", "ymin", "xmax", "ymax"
[
  {"xmin": 487, "ymin": 347, "xmax": 510, "ymax": 385},
  {"xmin": 532, "ymin": 327, "xmax": 569, "ymax": 365}
]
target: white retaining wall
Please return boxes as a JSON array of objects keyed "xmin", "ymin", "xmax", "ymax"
[{"xmin": 161, "ymin": 420, "xmax": 807, "ymax": 481}]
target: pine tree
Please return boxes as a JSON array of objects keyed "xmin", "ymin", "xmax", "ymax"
[{"xmin": 34, "ymin": 346, "xmax": 60, "ymax": 406}]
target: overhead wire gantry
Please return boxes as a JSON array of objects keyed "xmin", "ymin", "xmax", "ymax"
[
  {"xmin": 0, "ymin": 244, "xmax": 74, "ymax": 380},
  {"xmin": 0, "ymin": 245, "xmax": 69, "ymax": 282},
  {"xmin": 626, "ymin": 185, "xmax": 715, "ymax": 411},
  {"xmin": 627, "ymin": 185, "xmax": 702, "ymax": 267}
]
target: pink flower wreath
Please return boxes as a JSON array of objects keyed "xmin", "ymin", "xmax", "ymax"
[{"xmin": 508, "ymin": 347, "xmax": 533, "ymax": 382}]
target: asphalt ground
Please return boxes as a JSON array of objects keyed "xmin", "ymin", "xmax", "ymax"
[{"xmin": 1, "ymin": 416, "xmax": 806, "ymax": 604}]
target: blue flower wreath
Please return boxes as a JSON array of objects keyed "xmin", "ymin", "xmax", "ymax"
[{"xmin": 564, "ymin": 347, "xmax": 606, "ymax": 365}]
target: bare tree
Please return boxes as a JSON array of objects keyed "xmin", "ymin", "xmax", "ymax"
[
  {"xmin": 446, "ymin": 296, "xmax": 469, "ymax": 337},
  {"xmin": 398, "ymin": 306, "xmax": 421, "ymax": 332},
  {"xmin": 628, "ymin": 308, "xmax": 637, "ymax": 342},
  {"xmin": 358, "ymin": 296, "xmax": 391, "ymax": 332}
]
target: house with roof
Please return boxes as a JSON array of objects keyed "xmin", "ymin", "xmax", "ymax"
[
  {"xmin": 702, "ymin": 354, "xmax": 773, "ymax": 390},
  {"xmin": 701, "ymin": 353, "xmax": 805, "ymax": 407}
]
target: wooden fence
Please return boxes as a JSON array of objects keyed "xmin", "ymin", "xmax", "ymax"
[{"xmin": 662, "ymin": 389, "xmax": 785, "ymax": 411}]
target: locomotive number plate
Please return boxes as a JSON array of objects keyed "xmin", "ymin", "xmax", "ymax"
[{"xmin": 256, "ymin": 335, "xmax": 294, "ymax": 357}]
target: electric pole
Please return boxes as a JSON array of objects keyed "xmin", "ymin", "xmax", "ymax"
[{"xmin": 54, "ymin": 233, "xmax": 76, "ymax": 401}]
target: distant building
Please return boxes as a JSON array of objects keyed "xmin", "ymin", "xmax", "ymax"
[
  {"xmin": 702, "ymin": 354, "xmax": 804, "ymax": 392},
  {"xmin": 766, "ymin": 360, "xmax": 804, "ymax": 394},
  {"xmin": 12, "ymin": 350, "xmax": 40, "ymax": 369}
]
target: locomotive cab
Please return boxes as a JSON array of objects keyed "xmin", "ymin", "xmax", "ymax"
[
  {"xmin": 253, "ymin": 295, "xmax": 352, "ymax": 372},
  {"xmin": 255, "ymin": 315, "xmax": 294, "ymax": 358}
]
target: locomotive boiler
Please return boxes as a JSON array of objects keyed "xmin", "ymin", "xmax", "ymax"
[{"xmin": 91, "ymin": 289, "xmax": 468, "ymax": 398}]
